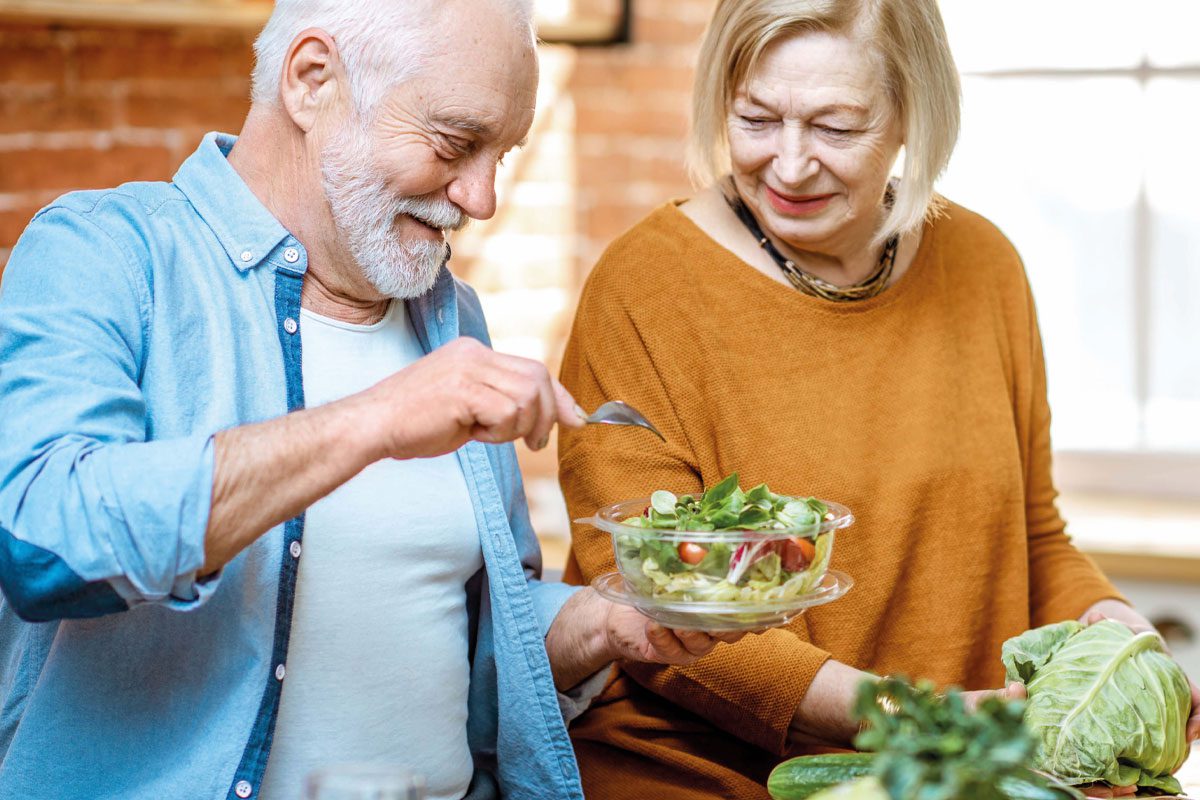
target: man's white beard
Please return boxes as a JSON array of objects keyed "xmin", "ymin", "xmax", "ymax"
[{"xmin": 320, "ymin": 120, "xmax": 467, "ymax": 299}]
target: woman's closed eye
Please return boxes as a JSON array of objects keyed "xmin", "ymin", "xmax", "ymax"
[{"xmin": 737, "ymin": 115, "xmax": 775, "ymax": 130}]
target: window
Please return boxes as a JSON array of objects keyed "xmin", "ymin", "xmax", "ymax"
[{"xmin": 937, "ymin": 1, "xmax": 1200, "ymax": 495}]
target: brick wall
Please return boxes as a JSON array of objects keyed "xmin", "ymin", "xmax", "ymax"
[
  {"xmin": 0, "ymin": 24, "xmax": 254, "ymax": 267},
  {"xmin": 457, "ymin": 0, "xmax": 715, "ymax": 501},
  {"xmin": 0, "ymin": 0, "xmax": 718, "ymax": 548}
]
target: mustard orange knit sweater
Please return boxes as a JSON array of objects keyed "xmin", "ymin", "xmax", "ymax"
[{"xmin": 557, "ymin": 200, "xmax": 1123, "ymax": 800}]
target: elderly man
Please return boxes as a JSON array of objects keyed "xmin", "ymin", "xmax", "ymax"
[{"xmin": 0, "ymin": 1, "xmax": 738, "ymax": 798}]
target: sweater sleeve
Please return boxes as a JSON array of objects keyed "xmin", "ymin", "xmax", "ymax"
[
  {"xmin": 557, "ymin": 251, "xmax": 832, "ymax": 755},
  {"xmin": 1020, "ymin": 283, "xmax": 1125, "ymax": 625}
]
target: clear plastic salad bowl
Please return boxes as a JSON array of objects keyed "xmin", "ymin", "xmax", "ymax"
[{"xmin": 579, "ymin": 496, "xmax": 855, "ymax": 631}]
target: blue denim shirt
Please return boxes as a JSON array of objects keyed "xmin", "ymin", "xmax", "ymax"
[{"xmin": 0, "ymin": 133, "xmax": 585, "ymax": 800}]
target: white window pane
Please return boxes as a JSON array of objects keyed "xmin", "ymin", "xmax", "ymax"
[
  {"xmin": 1146, "ymin": 0, "xmax": 1200, "ymax": 67},
  {"xmin": 940, "ymin": 1, "xmax": 1143, "ymax": 72},
  {"xmin": 939, "ymin": 78, "xmax": 1142, "ymax": 450},
  {"xmin": 1146, "ymin": 78, "xmax": 1200, "ymax": 451}
]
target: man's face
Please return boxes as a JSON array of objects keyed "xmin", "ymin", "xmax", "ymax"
[{"xmin": 320, "ymin": 12, "xmax": 538, "ymax": 299}]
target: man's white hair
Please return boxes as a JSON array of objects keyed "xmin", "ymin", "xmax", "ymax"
[{"xmin": 251, "ymin": 0, "xmax": 535, "ymax": 116}]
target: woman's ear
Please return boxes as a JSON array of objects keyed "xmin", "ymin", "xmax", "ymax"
[{"xmin": 279, "ymin": 27, "xmax": 344, "ymax": 133}]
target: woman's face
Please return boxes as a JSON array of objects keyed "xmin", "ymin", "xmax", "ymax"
[{"xmin": 727, "ymin": 31, "xmax": 903, "ymax": 253}]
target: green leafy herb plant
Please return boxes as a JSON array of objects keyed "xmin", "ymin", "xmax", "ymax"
[{"xmin": 766, "ymin": 678, "xmax": 1086, "ymax": 800}]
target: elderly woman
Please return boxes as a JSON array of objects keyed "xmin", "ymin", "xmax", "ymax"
[{"xmin": 557, "ymin": 1, "xmax": 1200, "ymax": 798}]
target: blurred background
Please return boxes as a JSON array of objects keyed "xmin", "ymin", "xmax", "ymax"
[{"xmin": 0, "ymin": 0, "xmax": 1197, "ymax": 672}]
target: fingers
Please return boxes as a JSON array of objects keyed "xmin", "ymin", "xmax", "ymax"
[
  {"xmin": 639, "ymin": 624, "xmax": 730, "ymax": 664},
  {"xmin": 961, "ymin": 684, "xmax": 1025, "ymax": 713},
  {"xmin": 441, "ymin": 340, "xmax": 584, "ymax": 447},
  {"xmin": 526, "ymin": 373, "xmax": 556, "ymax": 451},
  {"xmin": 674, "ymin": 628, "xmax": 719, "ymax": 657},
  {"xmin": 1083, "ymin": 610, "xmax": 1157, "ymax": 637},
  {"xmin": 466, "ymin": 382, "xmax": 525, "ymax": 443},
  {"xmin": 553, "ymin": 380, "xmax": 586, "ymax": 429},
  {"xmin": 477, "ymin": 355, "xmax": 586, "ymax": 447},
  {"xmin": 463, "ymin": 351, "xmax": 562, "ymax": 449},
  {"xmin": 642, "ymin": 623, "xmax": 695, "ymax": 665},
  {"xmin": 1188, "ymin": 680, "xmax": 1200, "ymax": 742},
  {"xmin": 474, "ymin": 359, "xmax": 551, "ymax": 446},
  {"xmin": 711, "ymin": 630, "xmax": 747, "ymax": 645},
  {"xmin": 1080, "ymin": 784, "xmax": 1136, "ymax": 798}
]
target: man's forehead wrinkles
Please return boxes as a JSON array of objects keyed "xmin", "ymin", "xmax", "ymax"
[{"xmin": 433, "ymin": 113, "xmax": 496, "ymax": 138}]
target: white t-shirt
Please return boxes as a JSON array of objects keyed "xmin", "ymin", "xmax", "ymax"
[{"xmin": 259, "ymin": 301, "xmax": 483, "ymax": 800}]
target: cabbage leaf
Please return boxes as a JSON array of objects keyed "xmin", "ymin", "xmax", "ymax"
[{"xmin": 1002, "ymin": 620, "xmax": 1191, "ymax": 794}]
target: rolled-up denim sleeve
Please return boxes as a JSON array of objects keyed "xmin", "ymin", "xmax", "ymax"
[{"xmin": 0, "ymin": 206, "xmax": 218, "ymax": 622}]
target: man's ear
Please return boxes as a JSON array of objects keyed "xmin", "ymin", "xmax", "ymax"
[{"xmin": 279, "ymin": 28, "xmax": 345, "ymax": 133}]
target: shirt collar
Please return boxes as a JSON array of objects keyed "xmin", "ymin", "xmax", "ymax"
[
  {"xmin": 173, "ymin": 132, "xmax": 460, "ymax": 337},
  {"xmin": 408, "ymin": 250, "xmax": 460, "ymax": 351},
  {"xmin": 173, "ymin": 132, "xmax": 292, "ymax": 273}
]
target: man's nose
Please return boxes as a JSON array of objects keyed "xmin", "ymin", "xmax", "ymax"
[{"xmin": 448, "ymin": 159, "xmax": 498, "ymax": 221}]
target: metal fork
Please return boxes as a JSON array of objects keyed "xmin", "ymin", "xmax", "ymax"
[{"xmin": 581, "ymin": 400, "xmax": 666, "ymax": 441}]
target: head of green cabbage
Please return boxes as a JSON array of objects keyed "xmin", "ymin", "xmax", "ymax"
[{"xmin": 1002, "ymin": 619, "xmax": 1191, "ymax": 795}]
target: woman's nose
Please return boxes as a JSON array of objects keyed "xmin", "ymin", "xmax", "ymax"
[{"xmin": 772, "ymin": 125, "xmax": 819, "ymax": 187}]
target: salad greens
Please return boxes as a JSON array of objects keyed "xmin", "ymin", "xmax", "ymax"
[
  {"xmin": 1002, "ymin": 620, "xmax": 1191, "ymax": 795},
  {"xmin": 616, "ymin": 473, "xmax": 835, "ymax": 604},
  {"xmin": 625, "ymin": 472, "xmax": 831, "ymax": 533}
]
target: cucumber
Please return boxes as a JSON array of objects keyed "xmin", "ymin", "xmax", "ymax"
[
  {"xmin": 767, "ymin": 753, "xmax": 875, "ymax": 800},
  {"xmin": 766, "ymin": 754, "xmax": 1084, "ymax": 800}
]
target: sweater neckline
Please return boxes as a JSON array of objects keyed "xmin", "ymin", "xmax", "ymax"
[{"xmin": 661, "ymin": 199, "xmax": 939, "ymax": 316}]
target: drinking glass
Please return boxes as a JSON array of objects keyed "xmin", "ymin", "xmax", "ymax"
[{"xmin": 303, "ymin": 764, "xmax": 426, "ymax": 800}]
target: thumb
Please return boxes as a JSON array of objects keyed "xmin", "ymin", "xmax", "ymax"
[
  {"xmin": 553, "ymin": 380, "xmax": 586, "ymax": 429},
  {"xmin": 1006, "ymin": 681, "xmax": 1028, "ymax": 700}
]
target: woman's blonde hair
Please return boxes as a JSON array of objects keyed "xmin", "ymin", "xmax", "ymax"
[{"xmin": 687, "ymin": 0, "xmax": 960, "ymax": 242}]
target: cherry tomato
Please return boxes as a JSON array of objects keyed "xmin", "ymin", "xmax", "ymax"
[
  {"xmin": 678, "ymin": 542, "xmax": 709, "ymax": 565},
  {"xmin": 782, "ymin": 537, "xmax": 817, "ymax": 571}
]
